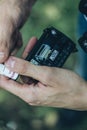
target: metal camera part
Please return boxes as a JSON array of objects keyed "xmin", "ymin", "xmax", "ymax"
[{"xmin": 26, "ymin": 27, "xmax": 77, "ymax": 68}]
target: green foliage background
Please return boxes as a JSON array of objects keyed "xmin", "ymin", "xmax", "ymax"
[{"xmin": 1, "ymin": 0, "xmax": 87, "ymax": 130}]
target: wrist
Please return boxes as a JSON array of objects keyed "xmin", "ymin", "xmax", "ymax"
[
  {"xmin": 79, "ymin": 81, "xmax": 87, "ymax": 110},
  {"xmin": 68, "ymin": 79, "xmax": 87, "ymax": 110}
]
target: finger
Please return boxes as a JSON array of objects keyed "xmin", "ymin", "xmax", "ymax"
[
  {"xmin": 0, "ymin": 30, "xmax": 22, "ymax": 63},
  {"xmin": 21, "ymin": 37, "xmax": 37, "ymax": 84},
  {"xmin": 22, "ymin": 37, "xmax": 37, "ymax": 59},
  {"xmin": 0, "ymin": 76, "xmax": 23, "ymax": 96},
  {"xmin": 0, "ymin": 76, "xmax": 34, "ymax": 103},
  {"xmin": 0, "ymin": 21, "xmax": 12, "ymax": 63},
  {"xmin": 0, "ymin": 41, "xmax": 10, "ymax": 63},
  {"xmin": 5, "ymin": 56, "xmax": 52, "ymax": 85},
  {"xmin": 0, "ymin": 76, "xmax": 49, "ymax": 106}
]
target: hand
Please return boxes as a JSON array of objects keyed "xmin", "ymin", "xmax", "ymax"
[
  {"xmin": 0, "ymin": 1, "xmax": 23, "ymax": 63},
  {"xmin": 1, "ymin": 37, "xmax": 87, "ymax": 110},
  {"xmin": 0, "ymin": 0, "xmax": 36, "ymax": 63}
]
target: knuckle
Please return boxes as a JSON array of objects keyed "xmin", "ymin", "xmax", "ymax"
[
  {"xmin": 28, "ymin": 88, "xmax": 42, "ymax": 106},
  {"xmin": 0, "ymin": 41, "xmax": 9, "ymax": 62},
  {"xmin": 29, "ymin": 101, "xmax": 40, "ymax": 106},
  {"xmin": 0, "ymin": 40, "xmax": 8, "ymax": 49},
  {"xmin": 19, "ymin": 62, "xmax": 28, "ymax": 75},
  {"xmin": 42, "ymin": 67, "xmax": 53, "ymax": 83}
]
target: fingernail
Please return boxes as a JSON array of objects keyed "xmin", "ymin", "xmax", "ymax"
[{"xmin": 5, "ymin": 57, "xmax": 15, "ymax": 68}]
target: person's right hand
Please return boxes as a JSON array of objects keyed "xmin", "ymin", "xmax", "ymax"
[{"xmin": 1, "ymin": 37, "xmax": 87, "ymax": 111}]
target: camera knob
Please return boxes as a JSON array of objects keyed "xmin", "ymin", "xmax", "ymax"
[{"xmin": 79, "ymin": 0, "xmax": 87, "ymax": 16}]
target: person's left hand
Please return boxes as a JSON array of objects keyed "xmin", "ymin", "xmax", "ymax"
[{"xmin": 0, "ymin": 37, "xmax": 87, "ymax": 110}]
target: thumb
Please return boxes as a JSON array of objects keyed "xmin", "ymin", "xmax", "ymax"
[
  {"xmin": 0, "ymin": 42, "xmax": 10, "ymax": 63},
  {"xmin": 5, "ymin": 56, "xmax": 52, "ymax": 84},
  {"xmin": 0, "ymin": 76, "xmax": 35, "ymax": 104}
]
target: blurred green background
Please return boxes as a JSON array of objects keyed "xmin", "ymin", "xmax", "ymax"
[{"xmin": 1, "ymin": 0, "xmax": 87, "ymax": 130}]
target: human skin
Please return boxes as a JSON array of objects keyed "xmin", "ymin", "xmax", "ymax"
[
  {"xmin": 0, "ymin": 37, "xmax": 87, "ymax": 111},
  {"xmin": 0, "ymin": 0, "xmax": 87, "ymax": 111},
  {"xmin": 0, "ymin": 0, "xmax": 36, "ymax": 63}
]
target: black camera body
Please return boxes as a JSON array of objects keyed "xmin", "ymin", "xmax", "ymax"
[
  {"xmin": 79, "ymin": 0, "xmax": 87, "ymax": 16},
  {"xmin": 78, "ymin": 0, "xmax": 87, "ymax": 53},
  {"xmin": 26, "ymin": 27, "xmax": 77, "ymax": 67},
  {"xmin": 78, "ymin": 32, "xmax": 87, "ymax": 53}
]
